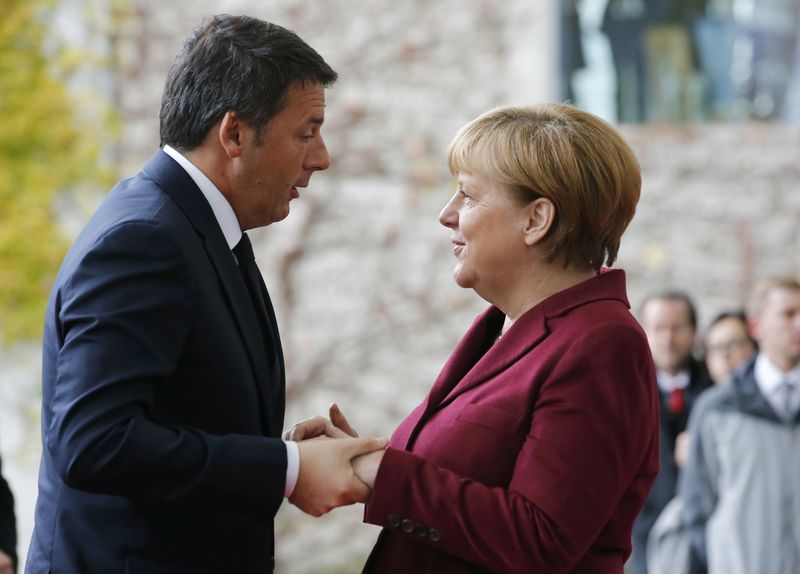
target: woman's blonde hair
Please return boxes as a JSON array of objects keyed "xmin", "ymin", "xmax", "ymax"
[{"xmin": 447, "ymin": 103, "xmax": 641, "ymax": 271}]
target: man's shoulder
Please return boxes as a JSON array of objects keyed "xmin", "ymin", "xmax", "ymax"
[
  {"xmin": 690, "ymin": 366, "xmax": 759, "ymax": 426},
  {"xmin": 85, "ymin": 156, "xmax": 197, "ymax": 240}
]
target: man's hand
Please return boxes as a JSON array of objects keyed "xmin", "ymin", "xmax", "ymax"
[
  {"xmin": 0, "ymin": 549, "xmax": 13, "ymax": 574},
  {"xmin": 289, "ymin": 435, "xmax": 387, "ymax": 516},
  {"xmin": 283, "ymin": 403, "xmax": 360, "ymax": 441}
]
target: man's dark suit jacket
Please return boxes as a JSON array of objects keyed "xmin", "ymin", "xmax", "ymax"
[
  {"xmin": 26, "ymin": 151, "xmax": 286, "ymax": 574},
  {"xmin": 0, "ymin": 455, "xmax": 17, "ymax": 572},
  {"xmin": 363, "ymin": 270, "xmax": 660, "ymax": 573},
  {"xmin": 630, "ymin": 359, "xmax": 712, "ymax": 574}
]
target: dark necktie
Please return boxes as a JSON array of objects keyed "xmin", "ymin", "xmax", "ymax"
[{"xmin": 233, "ymin": 233, "xmax": 277, "ymax": 370}]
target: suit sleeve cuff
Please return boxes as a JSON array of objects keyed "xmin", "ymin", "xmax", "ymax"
[{"xmin": 283, "ymin": 440, "xmax": 299, "ymax": 497}]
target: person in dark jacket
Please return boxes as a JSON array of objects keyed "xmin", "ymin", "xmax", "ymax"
[
  {"xmin": 0, "ymin": 455, "xmax": 16, "ymax": 574},
  {"xmin": 24, "ymin": 15, "xmax": 384, "ymax": 574},
  {"xmin": 632, "ymin": 291, "xmax": 712, "ymax": 574}
]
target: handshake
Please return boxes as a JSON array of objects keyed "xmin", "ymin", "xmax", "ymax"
[{"xmin": 283, "ymin": 404, "xmax": 388, "ymax": 517}]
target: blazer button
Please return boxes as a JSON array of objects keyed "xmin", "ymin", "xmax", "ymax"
[
  {"xmin": 428, "ymin": 528, "xmax": 442, "ymax": 542},
  {"xmin": 387, "ymin": 513, "xmax": 401, "ymax": 528},
  {"xmin": 414, "ymin": 523, "xmax": 428, "ymax": 537},
  {"xmin": 401, "ymin": 518, "xmax": 415, "ymax": 534}
]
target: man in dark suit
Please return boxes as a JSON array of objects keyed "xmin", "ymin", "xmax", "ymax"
[
  {"xmin": 0, "ymin": 455, "xmax": 16, "ymax": 574},
  {"xmin": 25, "ymin": 15, "xmax": 385, "ymax": 574},
  {"xmin": 631, "ymin": 291, "xmax": 712, "ymax": 574}
]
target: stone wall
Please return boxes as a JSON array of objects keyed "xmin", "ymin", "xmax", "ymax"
[{"xmin": 3, "ymin": 1, "xmax": 798, "ymax": 572}]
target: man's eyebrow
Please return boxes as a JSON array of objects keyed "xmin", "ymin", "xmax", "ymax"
[{"xmin": 308, "ymin": 116, "xmax": 324, "ymax": 125}]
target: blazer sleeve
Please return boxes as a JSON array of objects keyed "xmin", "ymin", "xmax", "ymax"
[
  {"xmin": 0, "ymin": 456, "xmax": 17, "ymax": 570},
  {"xmin": 48, "ymin": 220, "xmax": 286, "ymax": 516},
  {"xmin": 365, "ymin": 322, "xmax": 658, "ymax": 574}
]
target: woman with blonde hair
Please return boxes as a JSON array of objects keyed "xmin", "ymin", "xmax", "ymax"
[{"xmin": 292, "ymin": 103, "xmax": 660, "ymax": 573}]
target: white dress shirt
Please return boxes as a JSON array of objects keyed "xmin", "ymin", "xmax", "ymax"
[
  {"xmin": 656, "ymin": 370, "xmax": 691, "ymax": 394},
  {"xmin": 754, "ymin": 353, "xmax": 800, "ymax": 421},
  {"xmin": 162, "ymin": 145, "xmax": 300, "ymax": 497}
]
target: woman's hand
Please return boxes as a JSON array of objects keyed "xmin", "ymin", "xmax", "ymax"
[
  {"xmin": 282, "ymin": 403, "xmax": 360, "ymax": 441},
  {"xmin": 352, "ymin": 449, "xmax": 386, "ymax": 489},
  {"xmin": 283, "ymin": 404, "xmax": 385, "ymax": 496}
]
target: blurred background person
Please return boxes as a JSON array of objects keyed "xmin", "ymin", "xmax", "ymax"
[
  {"xmin": 0, "ymin": 455, "xmax": 16, "ymax": 574},
  {"xmin": 703, "ymin": 309, "xmax": 758, "ymax": 384},
  {"xmin": 560, "ymin": 0, "xmax": 586, "ymax": 103},
  {"xmin": 647, "ymin": 308, "xmax": 758, "ymax": 574},
  {"xmin": 602, "ymin": 0, "xmax": 649, "ymax": 122},
  {"xmin": 673, "ymin": 309, "xmax": 758, "ymax": 469},
  {"xmin": 641, "ymin": 0, "xmax": 708, "ymax": 122},
  {"xmin": 632, "ymin": 291, "xmax": 712, "ymax": 574},
  {"xmin": 679, "ymin": 276, "xmax": 800, "ymax": 574}
]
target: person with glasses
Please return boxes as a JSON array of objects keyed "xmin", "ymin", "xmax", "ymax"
[{"xmin": 703, "ymin": 310, "xmax": 757, "ymax": 385}]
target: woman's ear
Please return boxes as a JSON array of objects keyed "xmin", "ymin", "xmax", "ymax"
[
  {"xmin": 218, "ymin": 111, "xmax": 245, "ymax": 159},
  {"xmin": 523, "ymin": 198, "xmax": 556, "ymax": 246}
]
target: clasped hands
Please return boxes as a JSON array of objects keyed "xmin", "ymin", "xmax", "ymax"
[{"xmin": 284, "ymin": 403, "xmax": 386, "ymax": 517}]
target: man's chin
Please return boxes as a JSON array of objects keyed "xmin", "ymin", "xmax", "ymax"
[{"xmin": 270, "ymin": 206, "xmax": 292, "ymax": 224}]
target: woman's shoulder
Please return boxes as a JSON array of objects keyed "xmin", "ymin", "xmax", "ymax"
[{"xmin": 551, "ymin": 297, "xmax": 647, "ymax": 346}]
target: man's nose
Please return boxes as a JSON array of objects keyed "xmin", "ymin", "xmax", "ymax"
[{"xmin": 308, "ymin": 137, "xmax": 331, "ymax": 172}]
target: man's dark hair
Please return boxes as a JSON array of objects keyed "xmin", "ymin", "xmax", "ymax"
[
  {"xmin": 160, "ymin": 15, "xmax": 337, "ymax": 150},
  {"xmin": 640, "ymin": 290, "xmax": 698, "ymax": 330}
]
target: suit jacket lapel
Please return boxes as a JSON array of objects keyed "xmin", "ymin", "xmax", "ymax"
[{"xmin": 142, "ymin": 150, "xmax": 274, "ymax": 435}]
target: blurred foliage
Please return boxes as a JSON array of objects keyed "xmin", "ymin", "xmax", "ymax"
[{"xmin": 0, "ymin": 0, "xmax": 115, "ymax": 343}]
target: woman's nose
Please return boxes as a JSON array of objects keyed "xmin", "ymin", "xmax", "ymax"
[{"xmin": 439, "ymin": 195, "xmax": 459, "ymax": 228}]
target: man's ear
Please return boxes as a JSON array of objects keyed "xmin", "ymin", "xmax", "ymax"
[
  {"xmin": 523, "ymin": 198, "xmax": 556, "ymax": 246},
  {"xmin": 218, "ymin": 111, "xmax": 245, "ymax": 159}
]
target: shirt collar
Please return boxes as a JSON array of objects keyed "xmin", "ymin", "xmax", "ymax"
[
  {"xmin": 755, "ymin": 353, "xmax": 800, "ymax": 394},
  {"xmin": 656, "ymin": 369, "xmax": 690, "ymax": 393},
  {"xmin": 162, "ymin": 145, "xmax": 242, "ymax": 250}
]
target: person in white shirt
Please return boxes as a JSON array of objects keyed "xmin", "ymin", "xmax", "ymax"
[
  {"xmin": 680, "ymin": 277, "xmax": 800, "ymax": 574},
  {"xmin": 25, "ymin": 15, "xmax": 384, "ymax": 574}
]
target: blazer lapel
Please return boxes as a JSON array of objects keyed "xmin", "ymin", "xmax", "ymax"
[
  {"xmin": 435, "ymin": 307, "xmax": 550, "ymax": 410},
  {"xmin": 426, "ymin": 307, "xmax": 504, "ymax": 408},
  {"xmin": 142, "ymin": 151, "xmax": 274, "ymax": 435},
  {"xmin": 429, "ymin": 269, "xmax": 631, "ymax": 412},
  {"xmin": 402, "ymin": 307, "xmax": 506, "ymax": 449}
]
